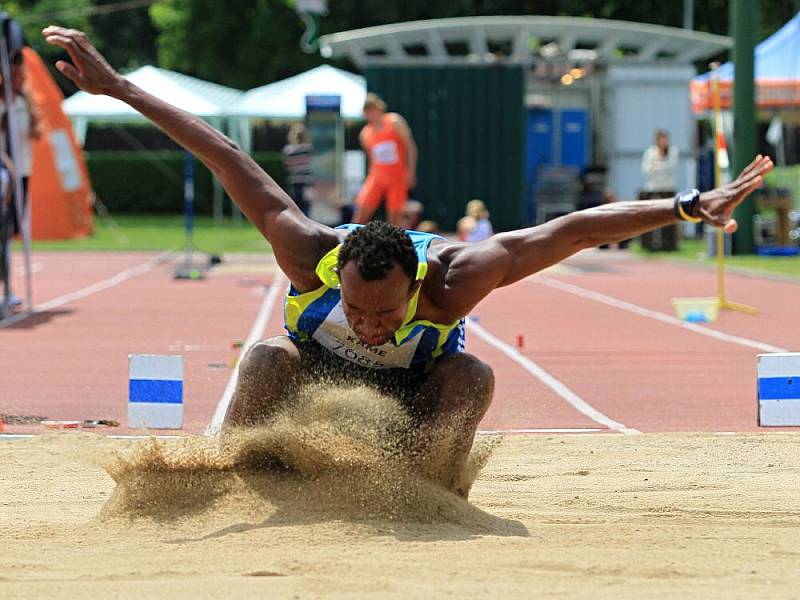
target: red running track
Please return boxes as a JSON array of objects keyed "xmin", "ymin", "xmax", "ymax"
[{"xmin": 1, "ymin": 250, "xmax": 797, "ymax": 436}]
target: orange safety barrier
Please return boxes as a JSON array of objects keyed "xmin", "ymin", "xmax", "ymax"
[{"xmin": 22, "ymin": 47, "xmax": 93, "ymax": 240}]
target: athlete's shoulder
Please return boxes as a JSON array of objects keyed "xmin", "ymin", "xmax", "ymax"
[
  {"xmin": 387, "ymin": 112, "xmax": 410, "ymax": 126},
  {"xmin": 418, "ymin": 239, "xmax": 474, "ymax": 320},
  {"xmin": 420, "ymin": 238, "xmax": 459, "ymax": 289}
]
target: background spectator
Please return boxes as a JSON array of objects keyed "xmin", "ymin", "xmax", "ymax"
[
  {"xmin": 641, "ymin": 129, "xmax": 678, "ymax": 193},
  {"xmin": 282, "ymin": 123, "xmax": 312, "ymax": 216},
  {"xmin": 1, "ymin": 62, "xmax": 41, "ymax": 308},
  {"xmin": 457, "ymin": 199, "xmax": 493, "ymax": 242}
]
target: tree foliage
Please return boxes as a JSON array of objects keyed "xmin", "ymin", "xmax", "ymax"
[
  {"xmin": 150, "ymin": 0, "xmax": 320, "ymax": 89},
  {"xmin": 4, "ymin": 0, "xmax": 94, "ymax": 60},
  {"xmin": 6, "ymin": 0, "xmax": 157, "ymax": 93},
  {"xmin": 6, "ymin": 0, "xmax": 799, "ymax": 93},
  {"xmin": 148, "ymin": 0, "xmax": 797, "ymax": 88}
]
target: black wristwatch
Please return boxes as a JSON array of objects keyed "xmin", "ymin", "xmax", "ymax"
[{"xmin": 673, "ymin": 189, "xmax": 702, "ymax": 223}]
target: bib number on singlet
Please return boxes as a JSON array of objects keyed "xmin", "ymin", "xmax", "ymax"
[
  {"xmin": 371, "ymin": 140, "xmax": 400, "ymax": 165},
  {"xmin": 312, "ymin": 302, "xmax": 420, "ymax": 369}
]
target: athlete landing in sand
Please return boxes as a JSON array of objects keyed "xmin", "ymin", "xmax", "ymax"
[{"xmin": 44, "ymin": 27, "xmax": 773, "ymax": 496}]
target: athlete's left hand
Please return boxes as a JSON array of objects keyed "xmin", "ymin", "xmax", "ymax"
[
  {"xmin": 697, "ymin": 155, "xmax": 773, "ymax": 233},
  {"xmin": 42, "ymin": 26, "xmax": 125, "ymax": 97}
]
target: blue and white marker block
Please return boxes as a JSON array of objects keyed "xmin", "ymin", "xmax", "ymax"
[
  {"xmin": 758, "ymin": 353, "xmax": 800, "ymax": 427},
  {"xmin": 128, "ymin": 354, "xmax": 184, "ymax": 429}
]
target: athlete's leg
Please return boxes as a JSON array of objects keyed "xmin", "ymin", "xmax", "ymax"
[
  {"xmin": 408, "ymin": 353, "xmax": 494, "ymax": 497},
  {"xmin": 353, "ymin": 176, "xmax": 384, "ymax": 224},
  {"xmin": 223, "ymin": 336, "xmax": 308, "ymax": 428},
  {"xmin": 385, "ymin": 181, "xmax": 409, "ymax": 227}
]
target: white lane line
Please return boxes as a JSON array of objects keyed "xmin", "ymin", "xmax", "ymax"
[
  {"xmin": 1, "ymin": 430, "xmax": 604, "ymax": 440},
  {"xmin": 12, "ymin": 261, "xmax": 44, "ymax": 274},
  {"xmin": 0, "ymin": 434, "xmax": 182, "ymax": 440},
  {"xmin": 532, "ymin": 275, "xmax": 789, "ymax": 354},
  {"xmin": 478, "ymin": 428, "xmax": 604, "ymax": 434},
  {"xmin": 0, "ymin": 252, "xmax": 172, "ymax": 329},
  {"xmin": 467, "ymin": 319, "xmax": 640, "ymax": 435},
  {"xmin": 205, "ymin": 272, "xmax": 287, "ymax": 436}
]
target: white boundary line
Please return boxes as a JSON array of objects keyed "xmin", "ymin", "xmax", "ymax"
[
  {"xmin": 467, "ymin": 319, "xmax": 640, "ymax": 434},
  {"xmin": 0, "ymin": 252, "xmax": 172, "ymax": 329},
  {"xmin": 0, "ymin": 434, "xmax": 181, "ymax": 440},
  {"xmin": 0, "ymin": 429, "xmax": 605, "ymax": 441},
  {"xmin": 205, "ymin": 272, "xmax": 287, "ymax": 436},
  {"xmin": 11, "ymin": 261, "xmax": 43, "ymax": 274},
  {"xmin": 532, "ymin": 275, "xmax": 789, "ymax": 354},
  {"xmin": 478, "ymin": 428, "xmax": 603, "ymax": 434}
]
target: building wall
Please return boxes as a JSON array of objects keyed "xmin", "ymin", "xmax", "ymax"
[
  {"xmin": 366, "ymin": 65, "xmax": 526, "ymax": 231},
  {"xmin": 606, "ymin": 64, "xmax": 697, "ymax": 201}
]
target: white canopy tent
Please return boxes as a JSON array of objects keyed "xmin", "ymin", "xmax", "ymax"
[
  {"xmin": 227, "ymin": 65, "xmax": 366, "ymax": 153},
  {"xmin": 63, "ymin": 65, "xmax": 243, "ymax": 144},
  {"xmin": 62, "ymin": 65, "xmax": 243, "ymax": 220}
]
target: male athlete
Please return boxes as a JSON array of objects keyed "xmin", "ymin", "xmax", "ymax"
[
  {"xmin": 353, "ymin": 93, "xmax": 417, "ymax": 226},
  {"xmin": 44, "ymin": 27, "xmax": 772, "ymax": 495}
]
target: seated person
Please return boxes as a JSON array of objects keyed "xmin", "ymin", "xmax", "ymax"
[
  {"xmin": 457, "ymin": 199, "xmax": 493, "ymax": 242},
  {"xmin": 399, "ymin": 199, "xmax": 424, "ymax": 230},
  {"xmin": 416, "ymin": 220, "xmax": 439, "ymax": 234}
]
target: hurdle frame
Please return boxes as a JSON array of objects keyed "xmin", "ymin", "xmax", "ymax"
[{"xmin": 709, "ymin": 63, "xmax": 757, "ymax": 316}]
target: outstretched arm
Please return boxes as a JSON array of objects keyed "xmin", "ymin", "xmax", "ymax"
[
  {"xmin": 43, "ymin": 26, "xmax": 335, "ymax": 290},
  {"xmin": 437, "ymin": 156, "xmax": 773, "ymax": 314},
  {"xmin": 393, "ymin": 114, "xmax": 417, "ymax": 188}
]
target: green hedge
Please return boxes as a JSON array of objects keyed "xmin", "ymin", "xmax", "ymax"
[
  {"xmin": 765, "ymin": 165, "xmax": 800, "ymax": 209},
  {"xmin": 85, "ymin": 150, "xmax": 286, "ymax": 214}
]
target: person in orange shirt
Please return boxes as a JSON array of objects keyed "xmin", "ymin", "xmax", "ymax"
[{"xmin": 354, "ymin": 93, "xmax": 417, "ymax": 226}]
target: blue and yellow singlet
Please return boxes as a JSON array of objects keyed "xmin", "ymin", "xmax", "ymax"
[{"xmin": 284, "ymin": 224, "xmax": 465, "ymax": 370}]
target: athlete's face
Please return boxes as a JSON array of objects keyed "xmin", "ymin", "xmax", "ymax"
[
  {"xmin": 364, "ymin": 106, "xmax": 384, "ymax": 125},
  {"xmin": 339, "ymin": 261, "xmax": 418, "ymax": 346}
]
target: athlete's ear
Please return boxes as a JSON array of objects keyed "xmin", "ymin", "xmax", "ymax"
[{"xmin": 407, "ymin": 279, "xmax": 421, "ymax": 298}]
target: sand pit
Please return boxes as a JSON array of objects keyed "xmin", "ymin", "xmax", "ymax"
[
  {"xmin": 100, "ymin": 383, "xmax": 502, "ymax": 528},
  {"xmin": 3, "ymin": 426, "xmax": 800, "ymax": 598}
]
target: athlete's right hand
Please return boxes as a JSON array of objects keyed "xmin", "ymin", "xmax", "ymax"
[{"xmin": 42, "ymin": 27, "xmax": 125, "ymax": 96}]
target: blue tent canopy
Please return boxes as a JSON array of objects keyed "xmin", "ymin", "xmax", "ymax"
[{"xmin": 694, "ymin": 11, "xmax": 800, "ymax": 82}]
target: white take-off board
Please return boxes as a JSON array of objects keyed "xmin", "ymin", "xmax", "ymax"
[
  {"xmin": 758, "ymin": 353, "xmax": 800, "ymax": 427},
  {"xmin": 128, "ymin": 354, "xmax": 184, "ymax": 429}
]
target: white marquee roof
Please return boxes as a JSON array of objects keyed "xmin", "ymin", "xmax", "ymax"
[
  {"xmin": 227, "ymin": 65, "xmax": 366, "ymax": 120},
  {"xmin": 62, "ymin": 65, "xmax": 243, "ymax": 121}
]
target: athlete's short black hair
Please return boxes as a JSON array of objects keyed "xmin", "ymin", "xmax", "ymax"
[{"xmin": 338, "ymin": 221, "xmax": 418, "ymax": 282}]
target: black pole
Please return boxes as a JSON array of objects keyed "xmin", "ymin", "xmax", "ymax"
[{"xmin": 731, "ymin": 0, "xmax": 758, "ymax": 254}]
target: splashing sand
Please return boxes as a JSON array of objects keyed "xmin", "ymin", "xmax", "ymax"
[{"xmin": 102, "ymin": 383, "xmax": 502, "ymax": 529}]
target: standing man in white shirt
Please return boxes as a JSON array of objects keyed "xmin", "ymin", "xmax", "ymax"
[
  {"xmin": 641, "ymin": 129, "xmax": 678, "ymax": 193},
  {"xmin": 640, "ymin": 129, "xmax": 680, "ymax": 250}
]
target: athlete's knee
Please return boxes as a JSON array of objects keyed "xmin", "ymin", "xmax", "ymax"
[
  {"xmin": 440, "ymin": 352, "xmax": 493, "ymax": 384},
  {"xmin": 238, "ymin": 338, "xmax": 300, "ymax": 379},
  {"xmin": 226, "ymin": 339, "xmax": 302, "ymax": 428},
  {"xmin": 435, "ymin": 353, "xmax": 494, "ymax": 413},
  {"xmin": 458, "ymin": 354, "xmax": 494, "ymax": 400}
]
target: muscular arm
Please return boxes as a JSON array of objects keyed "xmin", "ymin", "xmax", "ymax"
[
  {"xmin": 393, "ymin": 114, "xmax": 417, "ymax": 186},
  {"xmin": 436, "ymin": 156, "xmax": 773, "ymax": 315},
  {"xmin": 43, "ymin": 26, "xmax": 334, "ymax": 290}
]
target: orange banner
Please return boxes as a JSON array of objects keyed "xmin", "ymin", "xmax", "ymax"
[
  {"xmin": 22, "ymin": 47, "xmax": 93, "ymax": 240},
  {"xmin": 692, "ymin": 78, "xmax": 800, "ymax": 113}
]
